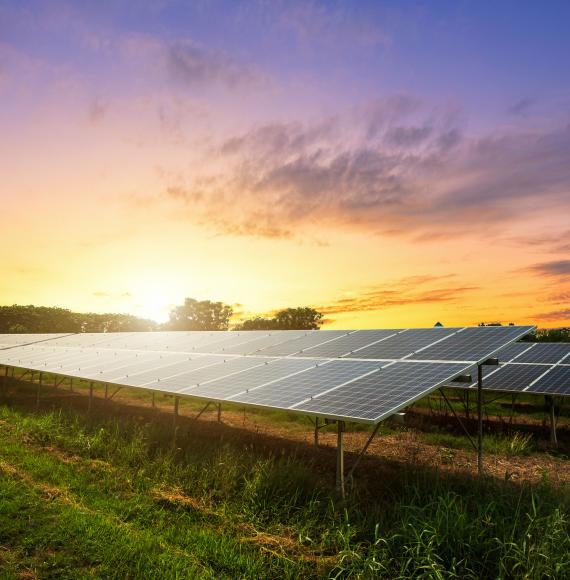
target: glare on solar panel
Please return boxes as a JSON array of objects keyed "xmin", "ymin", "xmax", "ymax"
[
  {"xmin": 344, "ymin": 328, "xmax": 458, "ymax": 360},
  {"xmin": 182, "ymin": 357, "xmax": 322, "ymax": 399},
  {"xmin": 296, "ymin": 330, "xmax": 399, "ymax": 358},
  {"xmin": 117, "ymin": 355, "xmax": 228, "ymax": 386},
  {"xmin": 142, "ymin": 356, "xmax": 275, "ymax": 393},
  {"xmin": 255, "ymin": 331, "xmax": 351, "ymax": 356}
]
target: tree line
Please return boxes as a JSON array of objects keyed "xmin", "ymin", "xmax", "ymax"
[
  {"xmin": 0, "ymin": 301, "xmax": 566, "ymax": 339},
  {"xmin": 0, "ymin": 300, "xmax": 324, "ymax": 333}
]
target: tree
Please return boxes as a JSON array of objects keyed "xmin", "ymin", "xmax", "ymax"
[
  {"xmin": 0, "ymin": 304, "xmax": 156, "ymax": 333},
  {"xmin": 235, "ymin": 307, "xmax": 323, "ymax": 330},
  {"xmin": 236, "ymin": 317, "xmax": 278, "ymax": 331},
  {"xmin": 166, "ymin": 298, "xmax": 233, "ymax": 331},
  {"xmin": 533, "ymin": 328, "xmax": 570, "ymax": 342}
]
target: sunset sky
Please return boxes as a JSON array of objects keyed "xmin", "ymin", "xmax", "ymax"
[{"xmin": 1, "ymin": 0, "xmax": 569, "ymax": 328}]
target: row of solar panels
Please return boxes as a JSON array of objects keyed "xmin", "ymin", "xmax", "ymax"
[
  {"xmin": 0, "ymin": 327, "xmax": 535, "ymax": 423},
  {"xmin": 452, "ymin": 342, "xmax": 570, "ymax": 396},
  {"xmin": 0, "ymin": 326, "xmax": 534, "ymax": 363}
]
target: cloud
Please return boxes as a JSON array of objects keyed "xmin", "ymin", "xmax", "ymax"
[
  {"xmin": 278, "ymin": 1, "xmax": 391, "ymax": 48},
  {"xmin": 523, "ymin": 260, "xmax": 570, "ymax": 278},
  {"xmin": 508, "ymin": 97, "xmax": 535, "ymax": 116},
  {"xmin": 135, "ymin": 94, "xmax": 570, "ymax": 241},
  {"xmin": 313, "ymin": 275, "xmax": 477, "ymax": 315},
  {"xmin": 87, "ymin": 99, "xmax": 107, "ymax": 124},
  {"xmin": 93, "ymin": 291, "xmax": 133, "ymax": 299},
  {"xmin": 511, "ymin": 231, "xmax": 570, "ymax": 254},
  {"xmin": 533, "ymin": 308, "xmax": 570, "ymax": 322},
  {"xmin": 166, "ymin": 40, "xmax": 267, "ymax": 90}
]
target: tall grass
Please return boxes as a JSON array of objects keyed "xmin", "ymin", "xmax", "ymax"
[{"xmin": 1, "ymin": 404, "xmax": 568, "ymax": 578}]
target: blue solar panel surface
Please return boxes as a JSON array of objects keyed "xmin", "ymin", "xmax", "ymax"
[{"xmin": 0, "ymin": 327, "xmax": 540, "ymax": 423}]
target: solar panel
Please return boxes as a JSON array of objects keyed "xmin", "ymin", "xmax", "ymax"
[
  {"xmin": 295, "ymin": 362, "xmax": 470, "ymax": 422},
  {"xmin": 344, "ymin": 328, "xmax": 459, "ymax": 360},
  {"xmin": 206, "ymin": 331, "xmax": 307, "ymax": 355},
  {"xmin": 254, "ymin": 331, "xmax": 351, "ymax": 356},
  {"xmin": 0, "ymin": 334, "xmax": 71, "ymax": 349},
  {"xmin": 480, "ymin": 363, "xmax": 549, "ymax": 392},
  {"xmin": 513, "ymin": 343, "xmax": 570, "ymax": 364},
  {"xmin": 141, "ymin": 356, "xmax": 275, "ymax": 393},
  {"xmin": 0, "ymin": 326, "xmax": 539, "ymax": 424},
  {"xmin": 183, "ymin": 357, "xmax": 321, "ymax": 399},
  {"xmin": 229, "ymin": 360, "xmax": 386, "ymax": 409},
  {"xmin": 527, "ymin": 366, "xmax": 570, "ymax": 395},
  {"xmin": 296, "ymin": 330, "xmax": 399, "ymax": 358},
  {"xmin": 118, "ymin": 355, "xmax": 229, "ymax": 386},
  {"xmin": 494, "ymin": 342, "xmax": 536, "ymax": 362},
  {"xmin": 409, "ymin": 326, "xmax": 534, "ymax": 362}
]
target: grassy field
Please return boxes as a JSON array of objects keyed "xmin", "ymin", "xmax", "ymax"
[{"xmin": 0, "ymin": 377, "xmax": 569, "ymax": 578}]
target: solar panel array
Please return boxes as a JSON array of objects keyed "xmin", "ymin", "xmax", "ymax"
[
  {"xmin": 0, "ymin": 326, "xmax": 534, "ymax": 423},
  {"xmin": 450, "ymin": 342, "xmax": 570, "ymax": 396}
]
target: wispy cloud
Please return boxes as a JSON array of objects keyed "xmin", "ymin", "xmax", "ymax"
[
  {"xmin": 508, "ymin": 97, "xmax": 535, "ymax": 116},
  {"xmin": 533, "ymin": 308, "xmax": 570, "ymax": 322},
  {"xmin": 313, "ymin": 275, "xmax": 477, "ymax": 315},
  {"xmin": 147, "ymin": 97, "xmax": 570, "ymax": 240},
  {"xmin": 523, "ymin": 260, "xmax": 570, "ymax": 278},
  {"xmin": 166, "ymin": 40, "xmax": 268, "ymax": 90},
  {"xmin": 511, "ymin": 231, "xmax": 570, "ymax": 254},
  {"xmin": 278, "ymin": 0, "xmax": 391, "ymax": 48}
]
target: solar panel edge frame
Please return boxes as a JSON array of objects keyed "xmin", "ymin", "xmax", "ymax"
[{"xmin": 0, "ymin": 333, "xmax": 79, "ymax": 350}]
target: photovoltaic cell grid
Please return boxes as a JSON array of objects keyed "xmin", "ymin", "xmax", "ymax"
[
  {"xmin": 295, "ymin": 330, "xmax": 398, "ymax": 358},
  {"xmin": 185, "ymin": 357, "xmax": 323, "ymax": 399},
  {"xmin": 478, "ymin": 364, "xmax": 549, "ymax": 392},
  {"xmin": 229, "ymin": 360, "xmax": 385, "ymax": 409},
  {"xmin": 344, "ymin": 328, "xmax": 459, "ymax": 360},
  {"xmin": 0, "ymin": 327, "xmax": 540, "ymax": 423},
  {"xmin": 409, "ymin": 326, "xmax": 533, "ymax": 362},
  {"xmin": 297, "ymin": 362, "xmax": 469, "ymax": 421},
  {"xmin": 447, "ymin": 342, "xmax": 570, "ymax": 396},
  {"xmin": 528, "ymin": 366, "xmax": 570, "ymax": 395},
  {"xmin": 514, "ymin": 343, "xmax": 570, "ymax": 364}
]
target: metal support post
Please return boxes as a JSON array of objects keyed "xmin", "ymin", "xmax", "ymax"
[
  {"xmin": 88, "ymin": 382, "xmax": 94, "ymax": 413},
  {"xmin": 173, "ymin": 396, "xmax": 179, "ymax": 429},
  {"xmin": 546, "ymin": 395, "xmax": 558, "ymax": 447},
  {"xmin": 347, "ymin": 422, "xmax": 382, "ymax": 481},
  {"xmin": 70, "ymin": 378, "xmax": 73, "ymax": 392},
  {"xmin": 477, "ymin": 364, "xmax": 483, "ymax": 475},
  {"xmin": 336, "ymin": 421, "xmax": 346, "ymax": 498},
  {"xmin": 1, "ymin": 366, "xmax": 7, "ymax": 399},
  {"xmin": 151, "ymin": 392, "xmax": 156, "ymax": 410},
  {"xmin": 36, "ymin": 372, "xmax": 43, "ymax": 410},
  {"xmin": 193, "ymin": 401, "xmax": 211, "ymax": 421},
  {"xmin": 108, "ymin": 387, "xmax": 122, "ymax": 400},
  {"xmin": 314, "ymin": 417, "xmax": 320, "ymax": 447},
  {"xmin": 217, "ymin": 403, "xmax": 222, "ymax": 423},
  {"xmin": 438, "ymin": 389, "xmax": 478, "ymax": 451},
  {"xmin": 104, "ymin": 383, "xmax": 109, "ymax": 400}
]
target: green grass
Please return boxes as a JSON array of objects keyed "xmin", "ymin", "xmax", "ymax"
[
  {"xmin": 0, "ymin": 399, "xmax": 569, "ymax": 578},
  {"xmin": 424, "ymin": 431, "xmax": 537, "ymax": 456}
]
